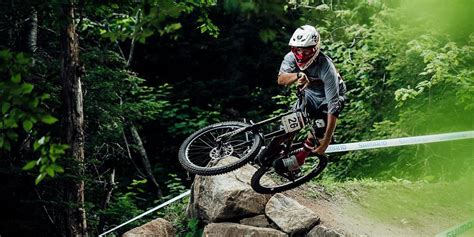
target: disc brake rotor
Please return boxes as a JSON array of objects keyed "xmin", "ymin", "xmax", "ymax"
[{"xmin": 209, "ymin": 143, "xmax": 234, "ymax": 160}]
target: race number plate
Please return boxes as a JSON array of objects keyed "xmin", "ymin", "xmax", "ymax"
[{"xmin": 281, "ymin": 112, "xmax": 304, "ymax": 133}]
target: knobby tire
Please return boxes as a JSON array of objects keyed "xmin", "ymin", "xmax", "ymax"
[
  {"xmin": 250, "ymin": 154, "xmax": 328, "ymax": 194},
  {"xmin": 178, "ymin": 121, "xmax": 262, "ymax": 176}
]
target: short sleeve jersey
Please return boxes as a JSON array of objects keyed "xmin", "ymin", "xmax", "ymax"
[{"xmin": 279, "ymin": 51, "xmax": 346, "ymax": 115}]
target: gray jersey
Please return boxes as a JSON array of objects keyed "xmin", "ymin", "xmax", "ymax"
[{"xmin": 279, "ymin": 51, "xmax": 346, "ymax": 116}]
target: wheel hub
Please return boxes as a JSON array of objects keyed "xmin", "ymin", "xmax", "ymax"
[{"xmin": 209, "ymin": 143, "xmax": 233, "ymax": 160}]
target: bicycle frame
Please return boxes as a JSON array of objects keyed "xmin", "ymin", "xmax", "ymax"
[{"xmin": 216, "ymin": 88, "xmax": 316, "ymax": 166}]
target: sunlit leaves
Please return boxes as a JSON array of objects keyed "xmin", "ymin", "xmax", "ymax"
[
  {"xmin": 23, "ymin": 139, "xmax": 69, "ymax": 184},
  {"xmin": 1, "ymin": 50, "xmax": 67, "ymax": 184},
  {"xmin": 23, "ymin": 160, "xmax": 37, "ymax": 170},
  {"xmin": 97, "ymin": 0, "xmax": 220, "ymax": 43},
  {"xmin": 40, "ymin": 115, "xmax": 59, "ymax": 124},
  {"xmin": 293, "ymin": 0, "xmax": 473, "ymax": 180},
  {"xmin": 23, "ymin": 120, "xmax": 33, "ymax": 132},
  {"xmin": 11, "ymin": 73, "xmax": 21, "ymax": 84},
  {"xmin": 197, "ymin": 15, "xmax": 219, "ymax": 38}
]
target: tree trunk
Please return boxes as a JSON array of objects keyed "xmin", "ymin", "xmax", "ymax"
[
  {"xmin": 130, "ymin": 125, "xmax": 163, "ymax": 198},
  {"xmin": 125, "ymin": 9, "xmax": 141, "ymax": 68},
  {"xmin": 123, "ymin": 10, "xmax": 162, "ymax": 198},
  {"xmin": 122, "ymin": 128, "xmax": 147, "ymax": 178},
  {"xmin": 28, "ymin": 7, "xmax": 38, "ymax": 54},
  {"xmin": 59, "ymin": 1, "xmax": 87, "ymax": 236},
  {"xmin": 98, "ymin": 168, "xmax": 115, "ymax": 232}
]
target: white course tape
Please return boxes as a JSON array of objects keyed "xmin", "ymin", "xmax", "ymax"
[
  {"xmin": 98, "ymin": 190, "xmax": 190, "ymax": 237},
  {"xmin": 326, "ymin": 131, "xmax": 474, "ymax": 153},
  {"xmin": 99, "ymin": 130, "xmax": 473, "ymax": 236},
  {"xmin": 435, "ymin": 218, "xmax": 474, "ymax": 237}
]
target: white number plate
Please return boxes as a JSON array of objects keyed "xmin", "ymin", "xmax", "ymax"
[{"xmin": 281, "ymin": 112, "xmax": 304, "ymax": 133}]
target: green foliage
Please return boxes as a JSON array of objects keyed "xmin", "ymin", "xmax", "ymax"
[
  {"xmin": 0, "ymin": 50, "xmax": 67, "ymax": 184},
  {"xmin": 82, "ymin": 47, "xmax": 172, "ymax": 163},
  {"xmin": 94, "ymin": 0, "xmax": 220, "ymax": 43},
  {"xmin": 160, "ymin": 99, "xmax": 221, "ymax": 136},
  {"xmin": 158, "ymin": 198, "xmax": 203, "ymax": 237},
  {"xmin": 164, "ymin": 173, "xmax": 187, "ymax": 199},
  {"xmin": 293, "ymin": 0, "xmax": 473, "ymax": 181},
  {"xmin": 184, "ymin": 218, "xmax": 203, "ymax": 237},
  {"xmin": 98, "ymin": 192, "xmax": 145, "ymax": 229},
  {"xmin": 1, "ymin": 0, "xmax": 473, "ymax": 235}
]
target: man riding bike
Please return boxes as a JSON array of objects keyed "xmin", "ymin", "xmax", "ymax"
[{"xmin": 273, "ymin": 25, "xmax": 347, "ymax": 172}]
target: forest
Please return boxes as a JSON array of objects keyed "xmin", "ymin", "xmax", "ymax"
[{"xmin": 0, "ymin": 0, "xmax": 472, "ymax": 236}]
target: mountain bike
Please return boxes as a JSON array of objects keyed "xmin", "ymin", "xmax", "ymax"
[{"xmin": 178, "ymin": 86, "xmax": 328, "ymax": 194}]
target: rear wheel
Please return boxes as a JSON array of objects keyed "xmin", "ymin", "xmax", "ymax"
[
  {"xmin": 179, "ymin": 121, "xmax": 262, "ymax": 176},
  {"xmin": 250, "ymin": 153, "xmax": 328, "ymax": 194}
]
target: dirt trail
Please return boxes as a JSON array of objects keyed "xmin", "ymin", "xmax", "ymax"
[{"xmin": 283, "ymin": 182, "xmax": 474, "ymax": 237}]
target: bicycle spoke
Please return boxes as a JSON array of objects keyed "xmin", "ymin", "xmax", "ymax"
[{"xmin": 198, "ymin": 137, "xmax": 214, "ymax": 148}]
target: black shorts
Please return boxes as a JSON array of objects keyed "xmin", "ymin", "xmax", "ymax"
[{"xmin": 308, "ymin": 98, "xmax": 345, "ymax": 139}]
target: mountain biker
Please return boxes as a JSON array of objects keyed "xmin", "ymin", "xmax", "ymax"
[{"xmin": 273, "ymin": 25, "xmax": 346, "ymax": 172}]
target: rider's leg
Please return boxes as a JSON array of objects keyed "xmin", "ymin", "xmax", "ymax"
[
  {"xmin": 282, "ymin": 98, "xmax": 346, "ymax": 170},
  {"xmin": 292, "ymin": 105, "xmax": 327, "ymax": 166},
  {"xmin": 273, "ymin": 107, "xmax": 326, "ymax": 172},
  {"xmin": 294, "ymin": 134, "xmax": 316, "ymax": 165},
  {"xmin": 273, "ymin": 134, "xmax": 317, "ymax": 172}
]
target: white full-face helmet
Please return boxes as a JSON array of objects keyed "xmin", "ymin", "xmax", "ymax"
[{"xmin": 289, "ymin": 25, "xmax": 321, "ymax": 70}]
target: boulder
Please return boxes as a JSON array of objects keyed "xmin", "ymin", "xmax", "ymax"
[
  {"xmin": 306, "ymin": 225, "xmax": 342, "ymax": 237},
  {"xmin": 203, "ymin": 222, "xmax": 288, "ymax": 237},
  {"xmin": 187, "ymin": 156, "xmax": 273, "ymax": 223},
  {"xmin": 122, "ymin": 218, "xmax": 175, "ymax": 237},
  {"xmin": 266, "ymin": 193, "xmax": 319, "ymax": 234},
  {"xmin": 239, "ymin": 214, "xmax": 272, "ymax": 228}
]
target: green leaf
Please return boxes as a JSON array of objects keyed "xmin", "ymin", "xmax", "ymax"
[
  {"xmin": 11, "ymin": 73, "xmax": 21, "ymax": 84},
  {"xmin": 41, "ymin": 115, "xmax": 58, "ymax": 124},
  {"xmin": 51, "ymin": 164, "xmax": 64, "ymax": 173},
  {"xmin": 29, "ymin": 98, "xmax": 39, "ymax": 108},
  {"xmin": 41, "ymin": 93, "xmax": 51, "ymax": 100},
  {"xmin": 21, "ymin": 83, "xmax": 34, "ymax": 94},
  {"xmin": 46, "ymin": 167, "xmax": 55, "ymax": 177},
  {"xmin": 35, "ymin": 173, "xmax": 46, "ymax": 185},
  {"xmin": 3, "ymin": 140, "xmax": 10, "ymax": 151},
  {"xmin": 23, "ymin": 160, "xmax": 37, "ymax": 170},
  {"xmin": 23, "ymin": 120, "xmax": 33, "ymax": 132},
  {"xmin": 33, "ymin": 140, "xmax": 41, "ymax": 151},
  {"xmin": 37, "ymin": 136, "xmax": 46, "ymax": 145},
  {"xmin": 2, "ymin": 102, "xmax": 10, "ymax": 113}
]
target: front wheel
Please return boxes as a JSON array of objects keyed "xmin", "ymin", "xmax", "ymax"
[
  {"xmin": 179, "ymin": 121, "xmax": 262, "ymax": 176},
  {"xmin": 250, "ymin": 154, "xmax": 328, "ymax": 194}
]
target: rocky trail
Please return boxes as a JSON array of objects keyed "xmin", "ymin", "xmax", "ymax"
[{"xmin": 123, "ymin": 157, "xmax": 474, "ymax": 237}]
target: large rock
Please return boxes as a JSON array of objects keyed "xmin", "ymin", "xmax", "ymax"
[
  {"xmin": 239, "ymin": 214, "xmax": 272, "ymax": 228},
  {"xmin": 187, "ymin": 156, "xmax": 273, "ymax": 223},
  {"xmin": 122, "ymin": 218, "xmax": 175, "ymax": 237},
  {"xmin": 306, "ymin": 225, "xmax": 342, "ymax": 237},
  {"xmin": 203, "ymin": 223, "xmax": 288, "ymax": 237},
  {"xmin": 266, "ymin": 193, "xmax": 319, "ymax": 234}
]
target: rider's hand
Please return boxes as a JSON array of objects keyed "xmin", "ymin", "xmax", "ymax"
[
  {"xmin": 296, "ymin": 72, "xmax": 309, "ymax": 90},
  {"xmin": 314, "ymin": 137, "xmax": 330, "ymax": 155}
]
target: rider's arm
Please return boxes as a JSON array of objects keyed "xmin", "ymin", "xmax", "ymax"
[
  {"xmin": 277, "ymin": 72, "xmax": 299, "ymax": 86},
  {"xmin": 278, "ymin": 52, "xmax": 306, "ymax": 86},
  {"xmin": 315, "ymin": 59, "xmax": 342, "ymax": 154}
]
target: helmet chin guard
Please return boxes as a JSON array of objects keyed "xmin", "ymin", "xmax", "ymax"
[{"xmin": 289, "ymin": 25, "xmax": 321, "ymax": 70}]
